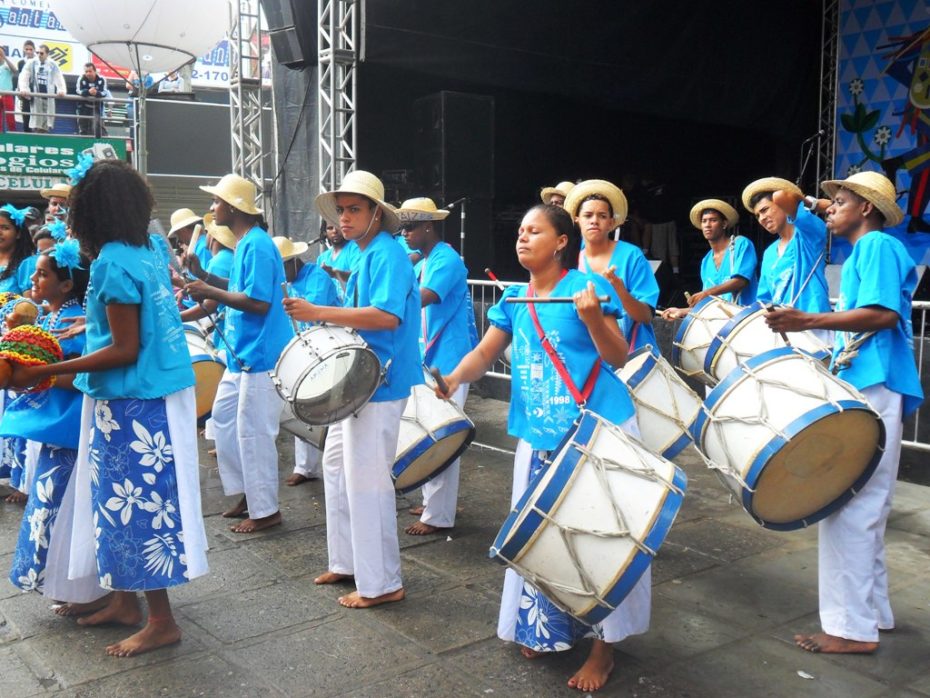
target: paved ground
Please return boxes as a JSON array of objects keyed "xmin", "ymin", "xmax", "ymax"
[{"xmin": 0, "ymin": 388, "xmax": 928, "ymax": 697}]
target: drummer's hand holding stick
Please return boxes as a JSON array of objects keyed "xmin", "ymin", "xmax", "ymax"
[
  {"xmin": 772, "ymin": 189, "xmax": 832, "ymax": 216},
  {"xmin": 282, "ymin": 296, "xmax": 320, "ymax": 324},
  {"xmin": 764, "ymin": 306, "xmax": 812, "ymax": 334},
  {"xmin": 601, "ymin": 265, "xmax": 653, "ymax": 325},
  {"xmin": 659, "ymin": 306, "xmax": 688, "ymax": 321},
  {"xmin": 687, "ymin": 289, "xmax": 709, "ymax": 307},
  {"xmin": 574, "ymin": 281, "xmax": 629, "ymax": 368},
  {"xmin": 433, "ymin": 326, "xmax": 512, "ymax": 400}
]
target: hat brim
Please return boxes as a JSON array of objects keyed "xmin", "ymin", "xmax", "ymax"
[
  {"xmin": 199, "ymin": 184, "xmax": 264, "ymax": 216},
  {"xmin": 168, "ymin": 214, "xmax": 203, "ymax": 237},
  {"xmin": 821, "ymin": 179, "xmax": 904, "ymax": 227},
  {"xmin": 397, "ymin": 209, "xmax": 450, "ymax": 222},
  {"xmin": 207, "ymin": 225, "xmax": 237, "ymax": 250},
  {"xmin": 40, "ymin": 186, "xmax": 71, "ymax": 200},
  {"xmin": 540, "ymin": 187, "xmax": 564, "ymax": 203},
  {"xmin": 316, "ymin": 191, "xmax": 401, "ymax": 234},
  {"xmin": 689, "ymin": 199, "xmax": 739, "ymax": 230},
  {"xmin": 279, "ymin": 241, "xmax": 310, "ymax": 261},
  {"xmin": 563, "ymin": 179, "xmax": 628, "ymax": 225},
  {"xmin": 741, "ymin": 177, "xmax": 803, "ymax": 212}
]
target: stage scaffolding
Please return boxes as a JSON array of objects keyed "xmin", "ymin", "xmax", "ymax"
[{"xmin": 229, "ymin": 0, "xmax": 267, "ymax": 199}]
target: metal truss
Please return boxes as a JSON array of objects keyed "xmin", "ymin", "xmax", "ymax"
[
  {"xmin": 817, "ymin": 0, "xmax": 840, "ymax": 191},
  {"xmin": 318, "ymin": 0, "xmax": 359, "ymax": 193},
  {"xmin": 229, "ymin": 0, "xmax": 266, "ymax": 197}
]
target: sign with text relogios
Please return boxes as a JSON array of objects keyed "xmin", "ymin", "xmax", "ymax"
[{"xmin": 0, "ymin": 133, "xmax": 127, "ymax": 191}]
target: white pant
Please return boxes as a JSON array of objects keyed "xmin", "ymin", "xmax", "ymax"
[
  {"xmin": 498, "ymin": 416, "xmax": 651, "ymax": 645},
  {"xmin": 212, "ymin": 370, "xmax": 283, "ymax": 519},
  {"xmin": 322, "ymin": 398, "xmax": 406, "ymax": 598},
  {"xmin": 418, "ymin": 383, "xmax": 469, "ymax": 528},
  {"xmin": 294, "ymin": 437, "xmax": 322, "ymax": 478},
  {"xmin": 818, "ymin": 384, "xmax": 903, "ymax": 642}
]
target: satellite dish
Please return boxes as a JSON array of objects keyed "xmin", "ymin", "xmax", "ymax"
[{"xmin": 50, "ymin": 0, "xmax": 229, "ymax": 73}]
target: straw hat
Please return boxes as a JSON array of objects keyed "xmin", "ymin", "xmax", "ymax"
[
  {"xmin": 562, "ymin": 179, "xmax": 628, "ymax": 225},
  {"xmin": 540, "ymin": 181, "xmax": 575, "ymax": 204},
  {"xmin": 315, "ymin": 170, "xmax": 400, "ymax": 233},
  {"xmin": 272, "ymin": 235, "xmax": 309, "ymax": 261},
  {"xmin": 167, "ymin": 208, "xmax": 202, "ymax": 238},
  {"xmin": 821, "ymin": 171, "xmax": 904, "ymax": 227},
  {"xmin": 689, "ymin": 199, "xmax": 739, "ymax": 230},
  {"xmin": 396, "ymin": 197, "xmax": 450, "ymax": 223},
  {"xmin": 203, "ymin": 212, "xmax": 236, "ymax": 250},
  {"xmin": 741, "ymin": 177, "xmax": 803, "ymax": 212},
  {"xmin": 40, "ymin": 182, "xmax": 71, "ymax": 200},
  {"xmin": 200, "ymin": 174, "xmax": 263, "ymax": 216}
]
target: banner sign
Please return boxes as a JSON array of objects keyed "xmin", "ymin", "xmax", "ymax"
[
  {"xmin": 835, "ymin": 0, "xmax": 930, "ymax": 264},
  {"xmin": 0, "ymin": 133, "xmax": 127, "ymax": 190}
]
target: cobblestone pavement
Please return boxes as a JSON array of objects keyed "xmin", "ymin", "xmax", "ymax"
[{"xmin": 0, "ymin": 392, "xmax": 927, "ymax": 697}]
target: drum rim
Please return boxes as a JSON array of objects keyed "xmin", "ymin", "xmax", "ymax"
[
  {"xmin": 271, "ymin": 324, "xmax": 369, "ymax": 380},
  {"xmin": 662, "ymin": 431, "xmax": 693, "ymax": 460},
  {"xmin": 392, "ymin": 420, "xmax": 475, "ymax": 493},
  {"xmin": 616, "ymin": 344, "xmax": 659, "ymax": 389},
  {"xmin": 670, "ymin": 295, "xmax": 719, "ymax": 367}
]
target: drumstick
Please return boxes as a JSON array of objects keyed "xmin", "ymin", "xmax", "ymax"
[
  {"xmin": 484, "ymin": 268, "xmax": 506, "ymax": 291},
  {"xmin": 765, "ymin": 304, "xmax": 792, "ymax": 346},
  {"xmin": 187, "ymin": 223, "xmax": 203, "ymax": 258},
  {"xmin": 280, "ymin": 282, "xmax": 301, "ymax": 335},
  {"xmin": 428, "ymin": 366, "xmax": 450, "ymax": 395},
  {"xmin": 505, "ymin": 295, "xmax": 610, "ymax": 304}
]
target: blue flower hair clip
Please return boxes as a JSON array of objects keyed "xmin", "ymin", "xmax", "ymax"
[
  {"xmin": 50, "ymin": 239, "xmax": 84, "ymax": 274},
  {"xmin": 47, "ymin": 219, "xmax": 68, "ymax": 242},
  {"xmin": 0, "ymin": 204, "xmax": 27, "ymax": 227},
  {"xmin": 66, "ymin": 152, "xmax": 95, "ymax": 186}
]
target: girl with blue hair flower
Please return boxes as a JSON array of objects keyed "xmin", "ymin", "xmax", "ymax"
[{"xmin": 0, "ymin": 205, "xmax": 38, "ymax": 296}]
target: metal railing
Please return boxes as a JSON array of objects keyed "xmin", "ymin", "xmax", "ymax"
[
  {"xmin": 0, "ymin": 89, "xmax": 135, "ymax": 137},
  {"xmin": 468, "ymin": 279, "xmax": 930, "ymax": 454}
]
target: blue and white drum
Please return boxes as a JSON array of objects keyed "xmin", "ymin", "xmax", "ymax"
[
  {"xmin": 703, "ymin": 301, "xmax": 831, "ymax": 384},
  {"xmin": 616, "ymin": 344, "xmax": 702, "ymax": 460},
  {"xmin": 690, "ymin": 347, "xmax": 884, "ymax": 531},
  {"xmin": 490, "ymin": 410, "xmax": 687, "ymax": 625},
  {"xmin": 671, "ymin": 295, "xmax": 742, "ymax": 385},
  {"xmin": 392, "ymin": 370, "xmax": 475, "ymax": 493}
]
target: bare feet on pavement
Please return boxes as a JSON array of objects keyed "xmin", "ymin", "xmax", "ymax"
[
  {"xmin": 408, "ymin": 505, "xmax": 424, "ymax": 516},
  {"xmin": 313, "ymin": 571, "xmax": 355, "ymax": 585},
  {"xmin": 77, "ymin": 591, "xmax": 143, "ymax": 627},
  {"xmin": 520, "ymin": 646, "xmax": 544, "ymax": 659},
  {"xmin": 230, "ymin": 510, "xmax": 282, "ymax": 533},
  {"xmin": 338, "ymin": 588, "xmax": 405, "ymax": 608},
  {"xmin": 106, "ymin": 616, "xmax": 182, "ymax": 657},
  {"xmin": 404, "ymin": 521, "xmax": 450, "ymax": 536},
  {"xmin": 794, "ymin": 632, "xmax": 878, "ymax": 654},
  {"xmin": 5, "ymin": 490, "xmax": 26, "ymax": 504},
  {"xmin": 222, "ymin": 495, "xmax": 247, "ymax": 518},
  {"xmin": 285, "ymin": 473, "xmax": 317, "ymax": 486},
  {"xmin": 52, "ymin": 593, "xmax": 113, "ymax": 617},
  {"xmin": 567, "ymin": 640, "xmax": 615, "ymax": 692}
]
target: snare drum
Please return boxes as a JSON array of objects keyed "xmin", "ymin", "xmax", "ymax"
[
  {"xmin": 491, "ymin": 410, "xmax": 687, "ymax": 625},
  {"xmin": 393, "ymin": 372, "xmax": 475, "ymax": 493},
  {"xmin": 184, "ymin": 325, "xmax": 226, "ymax": 423},
  {"xmin": 279, "ymin": 401, "xmax": 328, "ymax": 451},
  {"xmin": 271, "ymin": 325, "xmax": 381, "ymax": 426},
  {"xmin": 690, "ymin": 347, "xmax": 884, "ymax": 530},
  {"xmin": 616, "ymin": 345, "xmax": 702, "ymax": 459},
  {"xmin": 671, "ymin": 296, "xmax": 742, "ymax": 385},
  {"xmin": 703, "ymin": 302, "xmax": 831, "ymax": 383}
]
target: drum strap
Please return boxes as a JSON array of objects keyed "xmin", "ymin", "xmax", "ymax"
[{"xmin": 527, "ymin": 277, "xmax": 601, "ymax": 407}]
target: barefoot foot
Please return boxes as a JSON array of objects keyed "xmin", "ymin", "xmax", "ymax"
[
  {"xmin": 52, "ymin": 593, "xmax": 113, "ymax": 617},
  {"xmin": 77, "ymin": 592, "xmax": 143, "ymax": 627},
  {"xmin": 221, "ymin": 495, "xmax": 247, "ymax": 518},
  {"xmin": 105, "ymin": 618, "xmax": 182, "ymax": 657},
  {"xmin": 520, "ymin": 646, "xmax": 545, "ymax": 659},
  {"xmin": 408, "ymin": 505, "xmax": 425, "ymax": 516},
  {"xmin": 404, "ymin": 521, "xmax": 451, "ymax": 536},
  {"xmin": 338, "ymin": 588, "xmax": 405, "ymax": 609},
  {"xmin": 230, "ymin": 511, "xmax": 282, "ymax": 534},
  {"xmin": 285, "ymin": 473, "xmax": 316, "ymax": 487},
  {"xmin": 314, "ymin": 571, "xmax": 355, "ymax": 585},
  {"xmin": 5, "ymin": 490, "xmax": 26, "ymax": 504},
  {"xmin": 567, "ymin": 640, "xmax": 614, "ymax": 692},
  {"xmin": 794, "ymin": 632, "xmax": 878, "ymax": 654}
]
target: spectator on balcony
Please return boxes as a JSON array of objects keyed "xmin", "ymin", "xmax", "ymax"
[
  {"xmin": 157, "ymin": 70, "xmax": 184, "ymax": 94},
  {"xmin": 0, "ymin": 46, "xmax": 17, "ymax": 132},
  {"xmin": 17, "ymin": 44, "xmax": 65, "ymax": 134},
  {"xmin": 16, "ymin": 41, "xmax": 35, "ymax": 132},
  {"xmin": 76, "ymin": 63, "xmax": 108, "ymax": 137}
]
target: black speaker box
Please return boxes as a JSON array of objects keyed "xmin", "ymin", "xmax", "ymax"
[{"xmin": 261, "ymin": 0, "xmax": 317, "ymax": 68}]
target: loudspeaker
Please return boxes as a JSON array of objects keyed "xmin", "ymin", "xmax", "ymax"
[
  {"xmin": 413, "ymin": 91, "xmax": 494, "ymax": 201},
  {"xmin": 261, "ymin": 0, "xmax": 317, "ymax": 68}
]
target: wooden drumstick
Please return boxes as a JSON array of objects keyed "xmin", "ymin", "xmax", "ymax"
[
  {"xmin": 765, "ymin": 304, "xmax": 791, "ymax": 346},
  {"xmin": 187, "ymin": 223, "xmax": 203, "ymax": 258},
  {"xmin": 280, "ymin": 282, "xmax": 301, "ymax": 335},
  {"xmin": 429, "ymin": 366, "xmax": 450, "ymax": 395},
  {"xmin": 505, "ymin": 295, "xmax": 610, "ymax": 304},
  {"xmin": 484, "ymin": 268, "xmax": 506, "ymax": 291}
]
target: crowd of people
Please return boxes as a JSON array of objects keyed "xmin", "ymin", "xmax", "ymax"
[{"xmin": 0, "ymin": 160, "xmax": 921, "ymax": 693}]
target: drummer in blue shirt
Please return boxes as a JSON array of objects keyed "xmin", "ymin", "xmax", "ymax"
[
  {"xmin": 317, "ymin": 220, "xmax": 360, "ymax": 302},
  {"xmin": 765, "ymin": 171, "xmax": 923, "ymax": 657},
  {"xmin": 398, "ymin": 197, "xmax": 478, "ymax": 536},
  {"xmin": 565, "ymin": 179, "xmax": 660, "ymax": 353},
  {"xmin": 661, "ymin": 198, "xmax": 758, "ymax": 320},
  {"xmin": 168, "ymin": 208, "xmax": 212, "ymax": 270},
  {"xmin": 284, "ymin": 171, "xmax": 421, "ymax": 611}
]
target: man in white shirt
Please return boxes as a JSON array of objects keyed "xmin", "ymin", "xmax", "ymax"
[{"xmin": 18, "ymin": 44, "xmax": 66, "ymax": 133}]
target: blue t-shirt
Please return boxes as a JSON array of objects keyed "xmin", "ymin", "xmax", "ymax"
[
  {"xmin": 488, "ymin": 270, "xmax": 636, "ymax": 450},
  {"xmin": 833, "ymin": 231, "xmax": 924, "ymax": 417},
  {"xmin": 205, "ymin": 247, "xmax": 234, "ymax": 351},
  {"xmin": 224, "ymin": 226, "xmax": 294, "ymax": 372},
  {"xmin": 579, "ymin": 241, "xmax": 660, "ymax": 352},
  {"xmin": 757, "ymin": 203, "xmax": 830, "ymax": 312},
  {"xmin": 700, "ymin": 235, "xmax": 758, "ymax": 305},
  {"xmin": 0, "ymin": 303, "xmax": 85, "ymax": 448},
  {"xmin": 418, "ymin": 241, "xmax": 478, "ymax": 374},
  {"xmin": 74, "ymin": 241, "xmax": 194, "ymax": 400},
  {"xmin": 345, "ymin": 231, "xmax": 423, "ymax": 402},
  {"xmin": 291, "ymin": 260, "xmax": 340, "ymax": 331},
  {"xmin": 149, "ymin": 233, "xmax": 174, "ymax": 279},
  {"xmin": 0, "ymin": 255, "xmax": 38, "ymax": 295},
  {"xmin": 318, "ymin": 241, "xmax": 360, "ymax": 302},
  {"xmin": 193, "ymin": 234, "xmax": 212, "ymax": 269}
]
